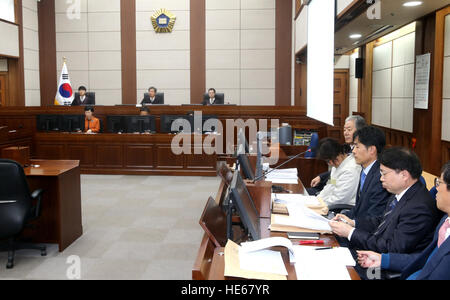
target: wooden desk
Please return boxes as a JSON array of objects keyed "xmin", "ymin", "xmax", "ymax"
[
  {"xmin": 33, "ymin": 132, "xmax": 217, "ymax": 176},
  {"xmin": 23, "ymin": 160, "xmax": 83, "ymax": 252},
  {"xmin": 207, "ymin": 219, "xmax": 360, "ymax": 280},
  {"xmin": 194, "ymin": 174, "xmax": 361, "ymax": 280}
]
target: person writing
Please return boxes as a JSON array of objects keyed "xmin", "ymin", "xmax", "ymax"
[
  {"xmin": 315, "ymin": 138, "xmax": 361, "ymax": 208},
  {"xmin": 357, "ymin": 161, "xmax": 450, "ymax": 280},
  {"xmin": 83, "ymin": 106, "xmax": 100, "ymax": 134}
]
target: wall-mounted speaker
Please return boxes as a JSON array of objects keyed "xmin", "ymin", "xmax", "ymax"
[{"xmin": 355, "ymin": 58, "xmax": 363, "ymax": 79}]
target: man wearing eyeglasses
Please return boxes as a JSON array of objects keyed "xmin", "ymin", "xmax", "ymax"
[
  {"xmin": 356, "ymin": 161, "xmax": 450, "ymax": 280},
  {"xmin": 330, "ymin": 147, "xmax": 442, "ymax": 257}
]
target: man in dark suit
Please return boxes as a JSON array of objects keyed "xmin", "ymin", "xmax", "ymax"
[
  {"xmin": 341, "ymin": 126, "xmax": 390, "ymax": 220},
  {"xmin": 202, "ymin": 88, "xmax": 224, "ymax": 106},
  {"xmin": 331, "ymin": 147, "xmax": 442, "ymax": 255},
  {"xmin": 72, "ymin": 86, "xmax": 95, "ymax": 106},
  {"xmin": 141, "ymin": 87, "xmax": 163, "ymax": 105},
  {"xmin": 357, "ymin": 161, "xmax": 450, "ymax": 280}
]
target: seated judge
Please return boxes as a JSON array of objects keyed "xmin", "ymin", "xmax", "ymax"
[
  {"xmin": 72, "ymin": 86, "xmax": 95, "ymax": 106},
  {"xmin": 202, "ymin": 88, "xmax": 224, "ymax": 106},
  {"xmin": 141, "ymin": 87, "xmax": 163, "ymax": 105},
  {"xmin": 357, "ymin": 161, "xmax": 450, "ymax": 280},
  {"xmin": 308, "ymin": 115, "xmax": 366, "ymax": 195},
  {"xmin": 83, "ymin": 106, "xmax": 100, "ymax": 134},
  {"xmin": 330, "ymin": 147, "xmax": 442, "ymax": 255},
  {"xmin": 316, "ymin": 138, "xmax": 362, "ymax": 208}
]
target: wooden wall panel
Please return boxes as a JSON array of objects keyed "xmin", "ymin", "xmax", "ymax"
[
  {"xmin": 120, "ymin": 0, "xmax": 137, "ymax": 104},
  {"xmin": 190, "ymin": 0, "xmax": 206, "ymax": 104},
  {"xmin": 125, "ymin": 145, "xmax": 154, "ymax": 168},
  {"xmin": 95, "ymin": 145, "xmax": 124, "ymax": 168},
  {"xmin": 275, "ymin": 0, "xmax": 293, "ymax": 106},
  {"xmin": 37, "ymin": 0, "xmax": 57, "ymax": 106}
]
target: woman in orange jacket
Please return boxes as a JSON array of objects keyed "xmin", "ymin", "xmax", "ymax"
[{"xmin": 84, "ymin": 106, "xmax": 100, "ymax": 134}]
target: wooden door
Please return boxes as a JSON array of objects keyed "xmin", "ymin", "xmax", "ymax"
[
  {"xmin": 328, "ymin": 70, "xmax": 349, "ymax": 143},
  {"xmin": 0, "ymin": 74, "xmax": 7, "ymax": 106}
]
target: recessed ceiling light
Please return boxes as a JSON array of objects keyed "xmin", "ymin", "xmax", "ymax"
[
  {"xmin": 349, "ymin": 34, "xmax": 362, "ymax": 39},
  {"xmin": 403, "ymin": 1, "xmax": 423, "ymax": 7}
]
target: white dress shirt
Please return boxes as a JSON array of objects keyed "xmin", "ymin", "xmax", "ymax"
[{"xmin": 318, "ymin": 155, "xmax": 361, "ymax": 207}]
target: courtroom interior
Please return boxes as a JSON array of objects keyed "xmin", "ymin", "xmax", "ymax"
[{"xmin": 0, "ymin": 0, "xmax": 450, "ymax": 281}]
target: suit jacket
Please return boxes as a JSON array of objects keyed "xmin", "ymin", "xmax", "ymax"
[
  {"xmin": 141, "ymin": 95, "xmax": 163, "ymax": 105},
  {"xmin": 350, "ymin": 181, "xmax": 442, "ymax": 254},
  {"xmin": 202, "ymin": 97, "xmax": 224, "ymax": 106},
  {"xmin": 386, "ymin": 215, "xmax": 450, "ymax": 280},
  {"xmin": 344, "ymin": 160, "xmax": 391, "ymax": 220},
  {"xmin": 72, "ymin": 94, "xmax": 95, "ymax": 106}
]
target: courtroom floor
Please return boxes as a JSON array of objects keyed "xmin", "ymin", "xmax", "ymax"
[{"xmin": 0, "ymin": 175, "xmax": 221, "ymax": 280}]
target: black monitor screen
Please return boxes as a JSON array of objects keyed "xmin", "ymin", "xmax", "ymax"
[
  {"xmin": 37, "ymin": 115, "xmax": 61, "ymax": 131},
  {"xmin": 107, "ymin": 116, "xmax": 126, "ymax": 133},
  {"xmin": 125, "ymin": 116, "xmax": 156, "ymax": 133},
  {"xmin": 230, "ymin": 172, "xmax": 260, "ymax": 241},
  {"xmin": 160, "ymin": 115, "xmax": 193, "ymax": 133},
  {"xmin": 238, "ymin": 154, "xmax": 254, "ymax": 181},
  {"xmin": 61, "ymin": 115, "xmax": 84, "ymax": 132}
]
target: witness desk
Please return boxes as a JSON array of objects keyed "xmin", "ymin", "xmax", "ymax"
[
  {"xmin": 193, "ymin": 176, "xmax": 360, "ymax": 280},
  {"xmin": 23, "ymin": 160, "xmax": 83, "ymax": 252}
]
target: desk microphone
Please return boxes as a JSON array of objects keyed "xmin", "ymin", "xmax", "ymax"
[{"xmin": 252, "ymin": 148, "xmax": 313, "ymax": 183}]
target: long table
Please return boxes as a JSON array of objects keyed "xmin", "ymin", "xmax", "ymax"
[{"xmin": 193, "ymin": 173, "xmax": 361, "ymax": 280}]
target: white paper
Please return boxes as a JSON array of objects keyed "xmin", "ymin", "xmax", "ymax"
[
  {"xmin": 239, "ymin": 249, "xmax": 288, "ymax": 276},
  {"xmin": 240, "ymin": 237, "xmax": 296, "ymax": 263},
  {"xmin": 414, "ymin": 53, "xmax": 431, "ymax": 109},
  {"xmin": 292, "ymin": 246, "xmax": 353, "ymax": 280},
  {"xmin": 272, "ymin": 193, "xmax": 320, "ymax": 206},
  {"xmin": 279, "ymin": 203, "xmax": 332, "ymax": 232}
]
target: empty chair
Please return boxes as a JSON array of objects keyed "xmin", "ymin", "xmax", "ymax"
[{"xmin": 0, "ymin": 159, "xmax": 46, "ymax": 269}]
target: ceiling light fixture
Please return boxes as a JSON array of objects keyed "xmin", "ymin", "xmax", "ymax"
[
  {"xmin": 403, "ymin": 1, "xmax": 423, "ymax": 7},
  {"xmin": 349, "ymin": 34, "xmax": 362, "ymax": 39}
]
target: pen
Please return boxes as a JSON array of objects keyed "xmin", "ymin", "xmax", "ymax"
[
  {"xmin": 315, "ymin": 247, "xmax": 334, "ymax": 251},
  {"xmin": 298, "ymin": 240, "xmax": 325, "ymax": 245},
  {"xmin": 338, "ymin": 217, "xmax": 350, "ymax": 225}
]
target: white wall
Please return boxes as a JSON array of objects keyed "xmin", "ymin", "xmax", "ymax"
[
  {"xmin": 23, "ymin": 0, "xmax": 40, "ymax": 106},
  {"xmin": 0, "ymin": 58, "xmax": 7, "ymax": 72},
  {"xmin": 205, "ymin": 0, "xmax": 276, "ymax": 106},
  {"xmin": 55, "ymin": 0, "xmax": 122, "ymax": 105},
  {"xmin": 295, "ymin": 6, "xmax": 307, "ymax": 54},
  {"xmin": 136, "ymin": 0, "xmax": 190, "ymax": 105},
  {"xmin": 443, "ymin": 15, "xmax": 450, "ymax": 142},
  {"xmin": 372, "ymin": 32, "xmax": 415, "ymax": 132},
  {"xmin": 0, "ymin": 21, "xmax": 19, "ymax": 57}
]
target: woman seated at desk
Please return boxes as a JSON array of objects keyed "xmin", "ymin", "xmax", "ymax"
[
  {"xmin": 83, "ymin": 106, "xmax": 100, "ymax": 134},
  {"xmin": 316, "ymin": 138, "xmax": 361, "ymax": 208}
]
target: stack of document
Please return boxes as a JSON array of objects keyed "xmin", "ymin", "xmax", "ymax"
[
  {"xmin": 265, "ymin": 168, "xmax": 298, "ymax": 184},
  {"xmin": 291, "ymin": 246, "xmax": 356, "ymax": 280},
  {"xmin": 271, "ymin": 203, "xmax": 332, "ymax": 232},
  {"xmin": 272, "ymin": 193, "xmax": 320, "ymax": 206}
]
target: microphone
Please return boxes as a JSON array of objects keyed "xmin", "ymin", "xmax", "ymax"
[{"xmin": 252, "ymin": 148, "xmax": 312, "ymax": 183}]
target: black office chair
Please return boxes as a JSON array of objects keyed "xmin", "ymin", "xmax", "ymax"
[
  {"xmin": 203, "ymin": 93, "xmax": 224, "ymax": 105},
  {"xmin": 0, "ymin": 159, "xmax": 46, "ymax": 269},
  {"xmin": 75, "ymin": 92, "xmax": 96, "ymax": 105},
  {"xmin": 143, "ymin": 92, "xmax": 165, "ymax": 104}
]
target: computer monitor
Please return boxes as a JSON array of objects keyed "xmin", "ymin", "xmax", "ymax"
[
  {"xmin": 107, "ymin": 116, "xmax": 126, "ymax": 133},
  {"xmin": 125, "ymin": 116, "xmax": 156, "ymax": 133},
  {"xmin": 61, "ymin": 115, "xmax": 84, "ymax": 132},
  {"xmin": 238, "ymin": 154, "xmax": 255, "ymax": 181},
  {"xmin": 229, "ymin": 172, "xmax": 261, "ymax": 241},
  {"xmin": 36, "ymin": 115, "xmax": 61, "ymax": 131},
  {"xmin": 160, "ymin": 115, "xmax": 193, "ymax": 133}
]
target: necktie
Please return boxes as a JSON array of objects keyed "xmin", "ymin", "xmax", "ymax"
[
  {"xmin": 374, "ymin": 195, "xmax": 397, "ymax": 236},
  {"xmin": 360, "ymin": 171, "xmax": 367, "ymax": 192},
  {"xmin": 438, "ymin": 219, "xmax": 450, "ymax": 248}
]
